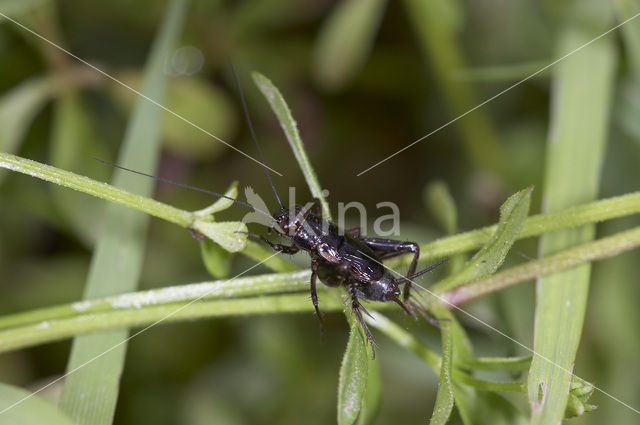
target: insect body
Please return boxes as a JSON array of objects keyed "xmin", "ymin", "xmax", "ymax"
[{"xmin": 253, "ymin": 200, "xmax": 445, "ymax": 357}]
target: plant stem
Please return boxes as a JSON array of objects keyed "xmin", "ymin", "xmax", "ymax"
[
  {"xmin": 0, "ymin": 293, "xmax": 391, "ymax": 354},
  {"xmin": 443, "ymin": 225, "xmax": 640, "ymax": 305},
  {"xmin": 0, "ymin": 270, "xmax": 314, "ymax": 331},
  {"xmin": 0, "ymin": 152, "xmax": 193, "ymax": 227},
  {"xmin": 389, "ymin": 191, "xmax": 640, "ymax": 265}
]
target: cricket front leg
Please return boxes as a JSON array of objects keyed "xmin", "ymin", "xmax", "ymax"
[
  {"xmin": 310, "ymin": 260, "xmax": 323, "ymax": 322},
  {"xmin": 239, "ymin": 231, "xmax": 300, "ymax": 255}
]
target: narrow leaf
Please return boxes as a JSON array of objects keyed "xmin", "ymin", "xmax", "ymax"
[
  {"xmin": 193, "ymin": 181, "xmax": 238, "ymax": 217},
  {"xmin": 252, "ymin": 71, "xmax": 331, "ymax": 219},
  {"xmin": 430, "ymin": 186, "xmax": 532, "ymax": 294},
  {"xmin": 200, "ymin": 239, "xmax": 233, "ymax": 278},
  {"xmin": 357, "ymin": 356, "xmax": 382, "ymax": 425},
  {"xmin": 429, "ymin": 307, "xmax": 455, "ymax": 425},
  {"xmin": 59, "ymin": 1, "xmax": 188, "ymax": 424},
  {"xmin": 528, "ymin": 8, "xmax": 617, "ymax": 422},
  {"xmin": 337, "ymin": 322, "xmax": 369, "ymax": 425}
]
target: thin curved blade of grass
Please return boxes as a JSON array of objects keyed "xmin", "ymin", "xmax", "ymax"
[
  {"xmin": 251, "ymin": 71, "xmax": 331, "ymax": 219},
  {"xmin": 430, "ymin": 186, "xmax": 532, "ymax": 294},
  {"xmin": 0, "ymin": 382, "xmax": 76, "ymax": 425},
  {"xmin": 337, "ymin": 322, "xmax": 369, "ymax": 425},
  {"xmin": 0, "ymin": 76, "xmax": 56, "ymax": 184},
  {"xmin": 312, "ymin": 0, "xmax": 387, "ymax": 91},
  {"xmin": 527, "ymin": 12, "xmax": 617, "ymax": 423},
  {"xmin": 58, "ymin": 1, "xmax": 188, "ymax": 424}
]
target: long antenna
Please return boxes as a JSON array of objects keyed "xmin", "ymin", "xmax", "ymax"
[
  {"xmin": 229, "ymin": 60, "xmax": 284, "ymax": 209},
  {"xmin": 94, "ymin": 158, "xmax": 275, "ymax": 221},
  {"xmin": 396, "ymin": 258, "xmax": 448, "ymax": 284}
]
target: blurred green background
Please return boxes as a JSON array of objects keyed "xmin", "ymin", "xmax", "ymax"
[{"xmin": 1, "ymin": 0, "xmax": 639, "ymax": 424}]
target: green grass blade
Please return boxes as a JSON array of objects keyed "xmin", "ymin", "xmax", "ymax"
[
  {"xmin": 527, "ymin": 8, "xmax": 617, "ymax": 422},
  {"xmin": 58, "ymin": 1, "xmax": 188, "ymax": 424},
  {"xmin": 312, "ymin": 0, "xmax": 387, "ymax": 91},
  {"xmin": 337, "ymin": 322, "xmax": 369, "ymax": 425},
  {"xmin": 0, "ymin": 382, "xmax": 76, "ymax": 425},
  {"xmin": 252, "ymin": 71, "xmax": 331, "ymax": 219}
]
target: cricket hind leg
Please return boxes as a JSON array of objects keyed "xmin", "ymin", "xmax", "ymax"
[{"xmin": 358, "ymin": 238, "xmax": 420, "ymax": 302}]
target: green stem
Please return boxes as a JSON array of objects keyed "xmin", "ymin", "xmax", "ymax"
[
  {"xmin": 443, "ymin": 225, "xmax": 640, "ymax": 305},
  {"xmin": 0, "ymin": 152, "xmax": 193, "ymax": 227},
  {"xmin": 389, "ymin": 191, "xmax": 640, "ymax": 265},
  {"xmin": 0, "ymin": 270, "xmax": 314, "ymax": 330},
  {"xmin": 0, "ymin": 293, "xmax": 392, "ymax": 354}
]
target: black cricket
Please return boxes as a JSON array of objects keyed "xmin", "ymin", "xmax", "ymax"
[
  {"xmin": 99, "ymin": 66, "xmax": 446, "ymax": 358},
  {"xmin": 253, "ymin": 200, "xmax": 446, "ymax": 358},
  {"xmin": 231, "ymin": 64, "xmax": 446, "ymax": 358}
]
